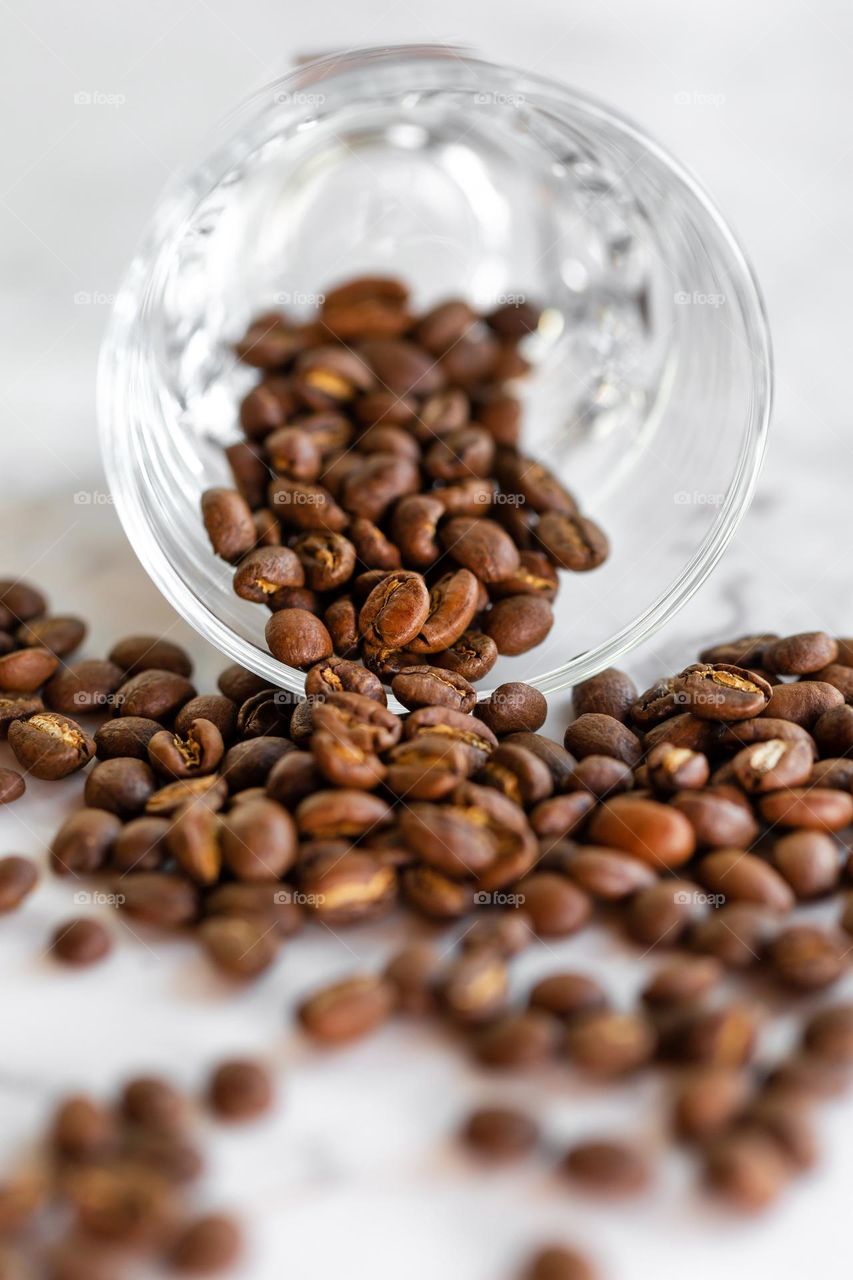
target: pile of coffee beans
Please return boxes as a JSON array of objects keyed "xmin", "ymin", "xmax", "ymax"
[
  {"xmin": 8, "ymin": 576, "xmax": 853, "ymax": 1268},
  {"xmin": 0, "ymin": 1058, "xmax": 268, "ymax": 1277},
  {"xmin": 201, "ymin": 276, "xmax": 609, "ymax": 680}
]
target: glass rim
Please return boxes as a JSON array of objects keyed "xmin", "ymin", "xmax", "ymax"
[{"xmin": 98, "ymin": 44, "xmax": 773, "ymax": 703}]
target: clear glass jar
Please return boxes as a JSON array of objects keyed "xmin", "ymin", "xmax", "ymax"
[{"xmin": 99, "ymin": 44, "xmax": 771, "ymax": 708}]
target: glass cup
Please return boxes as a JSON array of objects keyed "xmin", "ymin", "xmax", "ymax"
[{"xmin": 99, "ymin": 44, "xmax": 772, "ymax": 709}]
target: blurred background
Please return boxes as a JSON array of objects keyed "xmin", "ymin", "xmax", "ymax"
[{"xmin": 2, "ymin": 2, "xmax": 853, "ymax": 1277}]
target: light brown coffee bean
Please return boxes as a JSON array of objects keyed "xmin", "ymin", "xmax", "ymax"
[
  {"xmin": 562, "ymin": 1139, "xmax": 651, "ymax": 1196},
  {"xmin": 697, "ymin": 850, "xmax": 795, "ymax": 912},
  {"xmin": 588, "ymin": 796, "xmax": 696, "ymax": 869},
  {"xmin": 473, "ymin": 1010, "xmax": 561, "ymax": 1069},
  {"xmin": 460, "ymin": 1106, "xmax": 539, "ymax": 1161},
  {"xmin": 208, "ymin": 1059, "xmax": 273, "ymax": 1122},
  {"xmin": 767, "ymin": 925, "xmax": 846, "ymax": 990},
  {"xmin": 759, "ymin": 787, "xmax": 853, "ymax": 831},
  {"xmin": 528, "ymin": 972, "xmax": 608, "ymax": 1021},
  {"xmin": 50, "ymin": 918, "xmax": 113, "ymax": 967},
  {"xmin": 770, "ymin": 831, "xmax": 840, "ymax": 898},
  {"xmin": 762, "ymin": 631, "xmax": 838, "ymax": 675},
  {"xmin": 8, "ymin": 711, "xmax": 95, "ymax": 780},
  {"xmin": 0, "ymin": 856, "xmax": 38, "ymax": 911},
  {"xmin": 566, "ymin": 1011, "xmax": 657, "ymax": 1077},
  {"xmin": 298, "ymin": 974, "xmax": 395, "ymax": 1043}
]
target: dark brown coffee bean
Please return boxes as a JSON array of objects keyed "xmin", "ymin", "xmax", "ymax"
[
  {"xmin": 770, "ymin": 831, "xmax": 839, "ymax": 898},
  {"xmin": 535, "ymin": 512, "xmax": 608, "ymax": 571},
  {"xmin": 566, "ymin": 1011, "xmax": 657, "ymax": 1076},
  {"xmin": 208, "ymin": 1059, "xmax": 273, "ymax": 1121},
  {"xmin": 300, "ymin": 851, "xmax": 396, "ymax": 924},
  {"xmin": 50, "ymin": 1093, "xmax": 117, "ymax": 1159},
  {"xmin": 697, "ymin": 850, "xmax": 795, "ymax": 912},
  {"xmin": 51, "ymin": 809, "xmax": 121, "ymax": 877},
  {"xmin": 564, "ymin": 713, "xmax": 642, "ymax": 766},
  {"xmin": 0, "ymin": 578, "xmax": 47, "ymax": 624},
  {"xmin": 389, "ymin": 495, "xmax": 444, "ymax": 569},
  {"xmin": 767, "ymin": 924, "xmax": 846, "ymax": 990},
  {"xmin": 731, "ymin": 737, "xmax": 813, "ymax": 793},
  {"xmin": 165, "ymin": 804, "xmax": 222, "ymax": 885},
  {"xmin": 312, "ymin": 691, "xmax": 401, "ymax": 752},
  {"xmin": 484, "ymin": 596, "xmax": 554, "ymax": 656},
  {"xmin": 146, "ymin": 773, "xmax": 229, "ymax": 816},
  {"xmin": 0, "ymin": 856, "xmax": 38, "ymax": 911},
  {"xmin": 761, "ymin": 680, "xmax": 844, "ymax": 727},
  {"xmin": 415, "ymin": 298, "xmax": 477, "ymax": 353},
  {"xmin": 201, "ymin": 487, "xmax": 257, "ymax": 562},
  {"xmin": 477, "ymin": 743, "xmax": 552, "ymax": 806},
  {"xmin": 802, "ymin": 1004, "xmax": 853, "ymax": 1064},
  {"xmin": 664, "ymin": 1002, "xmax": 760, "ymax": 1068},
  {"xmin": 43, "ymin": 659, "xmax": 123, "ymax": 716},
  {"xmin": 670, "ymin": 787, "xmax": 759, "ymax": 849},
  {"xmin": 358, "ymin": 570, "xmax": 431, "ymax": 649},
  {"xmin": 204, "ymin": 883, "xmax": 304, "ymax": 938},
  {"xmin": 573, "ymin": 668, "xmax": 637, "ymax": 723},
  {"xmin": 321, "ymin": 276, "xmax": 409, "ymax": 337},
  {"xmin": 642, "ymin": 955, "xmax": 723, "ymax": 1008},
  {"xmin": 220, "ymin": 799, "xmax": 296, "ymax": 881},
  {"xmin": 646, "ymin": 742, "xmax": 709, "ymax": 794},
  {"xmin": 84, "ymin": 758, "xmax": 156, "ymax": 818},
  {"xmin": 168, "ymin": 1212, "xmax": 243, "ymax": 1274},
  {"xmin": 762, "ymin": 631, "xmax": 838, "ymax": 675},
  {"xmin": 807, "ymin": 662, "xmax": 853, "ymax": 700},
  {"xmin": 689, "ymin": 903, "xmax": 778, "ymax": 969},
  {"xmin": 232, "ymin": 546, "xmax": 304, "ymax": 602},
  {"xmin": 810, "ymin": 756, "xmax": 853, "ymax": 788},
  {"xmin": 391, "ymin": 666, "xmax": 476, "ymax": 713},
  {"xmin": 147, "ymin": 719, "xmax": 224, "ymax": 781},
  {"xmin": 460, "ymin": 1105, "xmax": 539, "ymax": 1161},
  {"xmin": 441, "ymin": 517, "xmax": 520, "ymax": 583},
  {"xmin": 400, "ymin": 799, "xmax": 496, "ymax": 875},
  {"xmin": 439, "ymin": 949, "xmax": 509, "ymax": 1024},
  {"xmin": 264, "ymin": 606, "xmax": 333, "ymax": 668},
  {"xmin": 296, "ymin": 790, "xmax": 391, "ymax": 840},
  {"xmin": 699, "ymin": 633, "xmax": 775, "ymax": 667},
  {"xmin": 92, "ymin": 717, "xmax": 160, "ymax": 762},
  {"xmin": 565, "ymin": 847, "xmax": 657, "ymax": 900},
  {"xmin": 0, "ymin": 647, "xmax": 60, "ymax": 692},
  {"xmin": 119, "ymin": 873, "xmax": 199, "ymax": 927},
  {"xmin": 108, "ymin": 635, "xmax": 193, "ymax": 679},
  {"xmin": 16, "ymin": 614, "xmax": 86, "ymax": 657},
  {"xmin": 704, "ymin": 1132, "xmax": 791, "ymax": 1210},
  {"xmin": 358, "ymin": 337, "xmax": 443, "ymax": 396},
  {"xmin": 759, "ymin": 786, "xmax": 853, "ymax": 831},
  {"xmin": 0, "ymin": 768, "xmax": 24, "ymax": 805},
  {"xmin": 476, "ymin": 683, "xmax": 547, "ymax": 735},
  {"xmin": 528, "ymin": 972, "xmax": 608, "ymax": 1021},
  {"xmin": 673, "ymin": 1068, "xmax": 751, "ymax": 1143},
  {"xmin": 813, "ymin": 703, "xmax": 853, "ymax": 756},
  {"xmin": 50, "ymin": 918, "xmax": 112, "ymax": 967},
  {"xmin": 304, "ymin": 657, "xmax": 385, "ymax": 703},
  {"xmin": 642, "ymin": 712, "xmax": 724, "ymax": 756},
  {"xmin": 407, "ymin": 570, "xmax": 481, "ymax": 655},
  {"xmin": 298, "ymin": 974, "xmax": 395, "ymax": 1043},
  {"xmin": 0, "ymin": 692, "xmax": 43, "ymax": 739},
  {"xmin": 111, "ymin": 817, "xmax": 169, "ymax": 873},
  {"xmin": 403, "ymin": 864, "xmax": 474, "ymax": 918},
  {"xmin": 562, "ymin": 1139, "xmax": 651, "ymax": 1196},
  {"xmin": 8, "ymin": 711, "xmax": 95, "ymax": 780},
  {"xmin": 491, "ymin": 549, "xmax": 559, "ymax": 601},
  {"xmin": 737, "ymin": 1095, "xmax": 817, "ymax": 1170},
  {"xmin": 673, "ymin": 664, "xmax": 772, "ymax": 722},
  {"xmin": 268, "ymin": 476, "xmax": 348, "ymax": 534},
  {"xmin": 521, "ymin": 1244, "xmax": 598, "ymax": 1280},
  {"xmin": 564, "ymin": 756, "xmax": 633, "ymax": 799},
  {"xmin": 265, "ymin": 750, "xmax": 322, "ymax": 807},
  {"xmin": 115, "ymin": 669, "xmax": 196, "ymax": 722},
  {"xmin": 172, "ymin": 696, "xmax": 237, "ymax": 745},
  {"xmin": 513, "ymin": 873, "xmax": 592, "ymax": 937},
  {"xmin": 461, "ymin": 910, "xmax": 533, "ymax": 958},
  {"xmin": 382, "ymin": 943, "xmax": 441, "ymax": 1014},
  {"xmin": 216, "ymin": 665, "xmax": 270, "ymax": 705},
  {"xmin": 198, "ymin": 915, "xmax": 281, "ymax": 978},
  {"xmin": 473, "ymin": 1010, "xmax": 561, "ymax": 1069},
  {"xmin": 627, "ymin": 880, "xmax": 706, "ymax": 947},
  {"xmin": 588, "ymin": 796, "xmax": 695, "ymax": 869},
  {"xmin": 530, "ymin": 792, "xmax": 596, "ymax": 842}
]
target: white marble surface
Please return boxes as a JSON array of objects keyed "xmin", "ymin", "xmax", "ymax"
[{"xmin": 3, "ymin": 2, "xmax": 853, "ymax": 1277}]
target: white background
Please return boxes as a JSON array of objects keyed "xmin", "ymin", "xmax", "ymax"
[{"xmin": 2, "ymin": 2, "xmax": 853, "ymax": 1277}]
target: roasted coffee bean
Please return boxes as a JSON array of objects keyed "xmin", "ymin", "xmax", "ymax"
[
  {"xmin": 300, "ymin": 851, "xmax": 396, "ymax": 924},
  {"xmin": 530, "ymin": 792, "xmax": 596, "ymax": 842},
  {"xmin": 689, "ymin": 903, "xmax": 778, "ymax": 969},
  {"xmin": 491, "ymin": 549, "xmax": 559, "ymax": 601},
  {"xmin": 403, "ymin": 864, "xmax": 473, "ymax": 918},
  {"xmin": 767, "ymin": 924, "xmax": 846, "ymax": 989},
  {"xmin": 770, "ymin": 831, "xmax": 840, "ymax": 898},
  {"xmin": 484, "ymin": 596, "xmax": 554, "ymax": 656},
  {"xmin": 115, "ymin": 669, "xmax": 196, "ymax": 722},
  {"xmin": 807, "ymin": 662, "xmax": 853, "ymax": 700},
  {"xmin": 642, "ymin": 955, "xmax": 723, "ymax": 1008},
  {"xmin": 93, "ymin": 716, "xmax": 162, "ymax": 761},
  {"xmin": 646, "ymin": 743, "xmax": 710, "ymax": 794},
  {"xmin": 166, "ymin": 804, "xmax": 222, "ymax": 885},
  {"xmin": 704, "ymin": 1132, "xmax": 791, "ymax": 1210},
  {"xmin": 382, "ymin": 943, "xmax": 441, "ymax": 1014},
  {"xmin": 0, "ymin": 647, "xmax": 60, "ymax": 693},
  {"xmin": 8, "ymin": 711, "xmax": 95, "ymax": 780},
  {"xmin": 400, "ymin": 799, "xmax": 497, "ymax": 874},
  {"xmin": 534, "ymin": 512, "xmax": 608, "ymax": 572},
  {"xmin": 119, "ymin": 874, "xmax": 199, "ymax": 927},
  {"xmin": 673, "ymin": 664, "xmax": 772, "ymax": 721},
  {"xmin": 627, "ymin": 880, "xmax": 706, "ymax": 947},
  {"xmin": 520, "ymin": 1244, "xmax": 598, "ymax": 1280},
  {"xmin": 107, "ymin": 636, "xmax": 192, "ymax": 680},
  {"xmin": 673, "ymin": 1068, "xmax": 751, "ymax": 1143},
  {"xmin": 50, "ymin": 918, "xmax": 113, "ymax": 967},
  {"xmin": 765, "ymin": 1051, "xmax": 852, "ymax": 1100},
  {"xmin": 564, "ymin": 755, "xmax": 633, "ymax": 798},
  {"xmin": 440, "ymin": 517, "xmax": 519, "ymax": 584},
  {"xmin": 566, "ymin": 1011, "xmax": 657, "ymax": 1076},
  {"xmin": 217, "ymin": 664, "xmax": 270, "ymax": 705},
  {"xmin": 204, "ymin": 883, "xmax": 304, "ymax": 937},
  {"xmin": 312, "ymin": 691, "xmax": 401, "ymax": 752},
  {"xmin": 172, "ymin": 696, "xmax": 237, "ymax": 744},
  {"xmin": 0, "ymin": 578, "xmax": 46, "ymax": 624},
  {"xmin": 268, "ymin": 476, "xmax": 348, "ymax": 534},
  {"xmin": 761, "ymin": 680, "xmax": 844, "ymax": 727},
  {"xmin": 201, "ymin": 487, "xmax": 257, "ymax": 562},
  {"xmin": 562, "ymin": 1138, "xmax": 651, "ymax": 1196},
  {"xmin": 265, "ymin": 608, "xmax": 333, "ymax": 669},
  {"xmin": 460, "ymin": 1106, "xmax": 539, "ymax": 1161},
  {"xmin": 737, "ymin": 1095, "xmax": 817, "ymax": 1171},
  {"xmin": 84, "ymin": 758, "xmax": 156, "ymax": 818},
  {"xmin": 146, "ymin": 774, "xmax": 229, "ymax": 816},
  {"xmin": 296, "ymin": 789, "xmax": 391, "ymax": 840},
  {"xmin": 407, "ymin": 571, "xmax": 481, "ymax": 655},
  {"xmin": 208, "ymin": 1059, "xmax": 273, "ymax": 1122},
  {"xmin": 670, "ymin": 787, "xmax": 759, "ymax": 848},
  {"xmin": 572, "ymin": 668, "xmax": 636, "ymax": 723},
  {"xmin": 460, "ymin": 910, "xmax": 533, "ymax": 958},
  {"xmin": 512, "ymin": 873, "xmax": 591, "ymax": 937},
  {"xmin": 699, "ymin": 633, "xmax": 775, "ymax": 667},
  {"xmin": 232, "ymin": 546, "xmax": 304, "ymax": 602},
  {"xmin": 813, "ymin": 703, "xmax": 853, "ymax": 756},
  {"xmin": 528, "ymin": 972, "xmax": 608, "ymax": 1021},
  {"xmin": 220, "ymin": 799, "xmax": 296, "ymax": 881},
  {"xmin": 439, "ymin": 949, "xmax": 509, "ymax": 1024},
  {"xmin": 762, "ymin": 631, "xmax": 838, "ymax": 675},
  {"xmin": 642, "ymin": 712, "xmax": 724, "ymax": 756},
  {"xmin": 200, "ymin": 913, "xmax": 281, "ymax": 977},
  {"xmin": 111, "ymin": 816, "xmax": 169, "ymax": 873},
  {"xmin": 298, "ymin": 974, "xmax": 395, "ymax": 1043},
  {"xmin": 759, "ymin": 786, "xmax": 853, "ymax": 831},
  {"xmin": 0, "ymin": 767, "xmax": 25, "ymax": 805},
  {"xmin": 305, "ymin": 656, "xmax": 385, "ymax": 704},
  {"xmin": 475, "ymin": 683, "xmax": 547, "ymax": 737},
  {"xmin": 168, "ymin": 1213, "xmax": 243, "ymax": 1274},
  {"xmin": 731, "ymin": 737, "xmax": 813, "ymax": 793},
  {"xmin": 663, "ymin": 1003, "xmax": 759, "ymax": 1068},
  {"xmin": 312, "ymin": 727, "xmax": 386, "ymax": 790},
  {"xmin": 503, "ymin": 732, "xmax": 575, "ymax": 789},
  {"xmin": 358, "ymin": 570, "xmax": 431, "ymax": 649},
  {"xmin": 391, "ymin": 666, "xmax": 475, "ymax": 713},
  {"xmin": 802, "ymin": 1004, "xmax": 853, "ymax": 1064},
  {"xmin": 477, "ymin": 743, "xmax": 552, "ymax": 806},
  {"xmin": 697, "ymin": 850, "xmax": 795, "ymax": 911},
  {"xmin": 43, "ymin": 659, "xmax": 123, "ymax": 715},
  {"xmin": 147, "ymin": 719, "xmax": 224, "ymax": 781},
  {"xmin": 50, "ymin": 1094, "xmax": 117, "ymax": 1159},
  {"xmin": 16, "ymin": 614, "xmax": 86, "ymax": 657},
  {"xmin": 564, "ymin": 846, "xmax": 657, "ymax": 900},
  {"xmin": 588, "ymin": 796, "xmax": 695, "ymax": 869},
  {"xmin": 811, "ymin": 757, "xmax": 853, "ymax": 789},
  {"xmin": 564, "ymin": 713, "xmax": 642, "ymax": 766},
  {"xmin": 0, "ymin": 691, "xmax": 43, "ymax": 738},
  {"xmin": 51, "ymin": 809, "xmax": 121, "ymax": 876},
  {"xmin": 0, "ymin": 855, "xmax": 38, "ymax": 911},
  {"xmin": 473, "ymin": 1010, "xmax": 561, "ymax": 1069}
]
